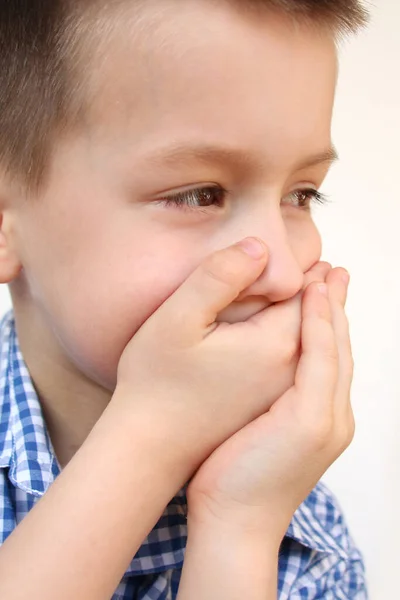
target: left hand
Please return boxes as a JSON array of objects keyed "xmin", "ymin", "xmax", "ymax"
[{"xmin": 186, "ymin": 267, "xmax": 354, "ymax": 541}]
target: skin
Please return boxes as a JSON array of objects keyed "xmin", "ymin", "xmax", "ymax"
[{"xmin": 0, "ymin": 1, "xmax": 337, "ymax": 467}]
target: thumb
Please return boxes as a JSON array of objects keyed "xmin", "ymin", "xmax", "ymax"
[{"xmin": 155, "ymin": 238, "xmax": 268, "ymax": 343}]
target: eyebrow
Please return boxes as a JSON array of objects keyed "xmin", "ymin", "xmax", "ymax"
[{"xmin": 142, "ymin": 143, "xmax": 339, "ymax": 173}]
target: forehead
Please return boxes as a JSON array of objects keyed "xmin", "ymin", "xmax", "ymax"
[{"xmin": 78, "ymin": 1, "xmax": 337, "ymax": 167}]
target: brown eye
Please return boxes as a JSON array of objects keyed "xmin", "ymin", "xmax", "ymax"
[
  {"xmin": 162, "ymin": 186, "xmax": 227, "ymax": 210},
  {"xmin": 284, "ymin": 189, "xmax": 328, "ymax": 209}
]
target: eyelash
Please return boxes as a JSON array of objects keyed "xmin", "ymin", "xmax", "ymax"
[{"xmin": 160, "ymin": 185, "xmax": 328, "ymax": 212}]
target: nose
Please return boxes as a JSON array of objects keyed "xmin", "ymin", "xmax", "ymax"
[{"xmin": 235, "ymin": 212, "xmax": 304, "ymax": 304}]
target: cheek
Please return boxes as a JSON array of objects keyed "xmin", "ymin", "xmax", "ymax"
[
  {"xmin": 16, "ymin": 202, "xmax": 198, "ymax": 390},
  {"xmin": 45, "ymin": 253, "xmax": 194, "ymax": 391}
]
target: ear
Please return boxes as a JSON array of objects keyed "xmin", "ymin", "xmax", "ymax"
[{"xmin": 0, "ymin": 208, "xmax": 23, "ymax": 284}]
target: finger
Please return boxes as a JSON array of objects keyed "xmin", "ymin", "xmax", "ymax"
[
  {"xmin": 294, "ymin": 282, "xmax": 339, "ymax": 418},
  {"xmin": 252, "ymin": 261, "xmax": 332, "ymax": 352},
  {"xmin": 326, "ymin": 267, "xmax": 350, "ymax": 307},
  {"xmin": 325, "ymin": 269, "xmax": 354, "ymax": 414},
  {"xmin": 253, "ymin": 262, "xmax": 332, "ymax": 351},
  {"xmin": 255, "ymin": 262, "xmax": 333, "ymax": 361},
  {"xmin": 303, "ymin": 261, "xmax": 332, "ymax": 289},
  {"xmin": 255, "ymin": 260, "xmax": 331, "ymax": 326},
  {"xmin": 152, "ymin": 238, "xmax": 269, "ymax": 343}
]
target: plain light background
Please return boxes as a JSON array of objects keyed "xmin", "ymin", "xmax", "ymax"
[
  {"xmin": 0, "ymin": 1, "xmax": 397, "ymax": 598},
  {"xmin": 316, "ymin": 2, "xmax": 399, "ymax": 598}
]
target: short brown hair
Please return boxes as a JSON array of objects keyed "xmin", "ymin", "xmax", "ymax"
[{"xmin": 0, "ymin": 0, "xmax": 369, "ymax": 193}]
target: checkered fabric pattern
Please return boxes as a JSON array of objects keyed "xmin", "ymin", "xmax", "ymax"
[{"xmin": 0, "ymin": 310, "xmax": 368, "ymax": 599}]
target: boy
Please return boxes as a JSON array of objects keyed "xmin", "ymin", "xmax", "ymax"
[{"xmin": 0, "ymin": 0, "xmax": 369, "ymax": 598}]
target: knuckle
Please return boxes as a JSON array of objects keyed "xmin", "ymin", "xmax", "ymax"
[
  {"xmin": 318, "ymin": 349, "xmax": 339, "ymax": 372},
  {"xmin": 326, "ymin": 350, "xmax": 339, "ymax": 366},
  {"xmin": 336, "ymin": 430, "xmax": 353, "ymax": 454},
  {"xmin": 305, "ymin": 318, "xmax": 338, "ymax": 362},
  {"xmin": 334, "ymin": 413, "xmax": 355, "ymax": 453},
  {"xmin": 345, "ymin": 412, "xmax": 356, "ymax": 444},
  {"xmin": 301, "ymin": 415, "xmax": 334, "ymax": 450},
  {"xmin": 320, "ymin": 335, "xmax": 339, "ymax": 363},
  {"xmin": 342, "ymin": 320, "xmax": 352, "ymax": 344},
  {"xmin": 348, "ymin": 351, "xmax": 355, "ymax": 373},
  {"xmin": 341, "ymin": 347, "xmax": 354, "ymax": 380},
  {"xmin": 344, "ymin": 359, "xmax": 354, "ymax": 381}
]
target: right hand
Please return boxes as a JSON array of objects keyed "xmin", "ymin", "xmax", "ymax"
[{"xmin": 116, "ymin": 238, "xmax": 331, "ymax": 470}]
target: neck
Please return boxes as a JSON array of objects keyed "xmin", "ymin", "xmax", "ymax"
[{"xmin": 11, "ymin": 284, "xmax": 112, "ymax": 468}]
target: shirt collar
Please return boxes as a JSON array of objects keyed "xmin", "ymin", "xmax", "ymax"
[
  {"xmin": 0, "ymin": 311, "xmax": 59, "ymax": 495},
  {"xmin": 0, "ymin": 310, "xmax": 347, "ymax": 572}
]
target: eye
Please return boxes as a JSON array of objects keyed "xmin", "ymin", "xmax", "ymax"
[
  {"xmin": 283, "ymin": 188, "xmax": 329, "ymax": 210},
  {"xmin": 158, "ymin": 185, "xmax": 228, "ymax": 211}
]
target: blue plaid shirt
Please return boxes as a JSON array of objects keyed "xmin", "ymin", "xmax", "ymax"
[{"xmin": 0, "ymin": 310, "xmax": 367, "ymax": 599}]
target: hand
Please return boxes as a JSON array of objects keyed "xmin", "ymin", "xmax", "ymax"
[
  {"xmin": 116, "ymin": 237, "xmax": 329, "ymax": 475},
  {"xmin": 185, "ymin": 268, "xmax": 354, "ymax": 540}
]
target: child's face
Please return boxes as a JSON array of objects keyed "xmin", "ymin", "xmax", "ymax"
[{"xmin": 9, "ymin": 2, "xmax": 337, "ymax": 391}]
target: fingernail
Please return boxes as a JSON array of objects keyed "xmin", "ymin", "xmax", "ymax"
[
  {"xmin": 341, "ymin": 271, "xmax": 350, "ymax": 286},
  {"xmin": 238, "ymin": 237, "xmax": 266, "ymax": 259},
  {"xmin": 317, "ymin": 283, "xmax": 328, "ymax": 297}
]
